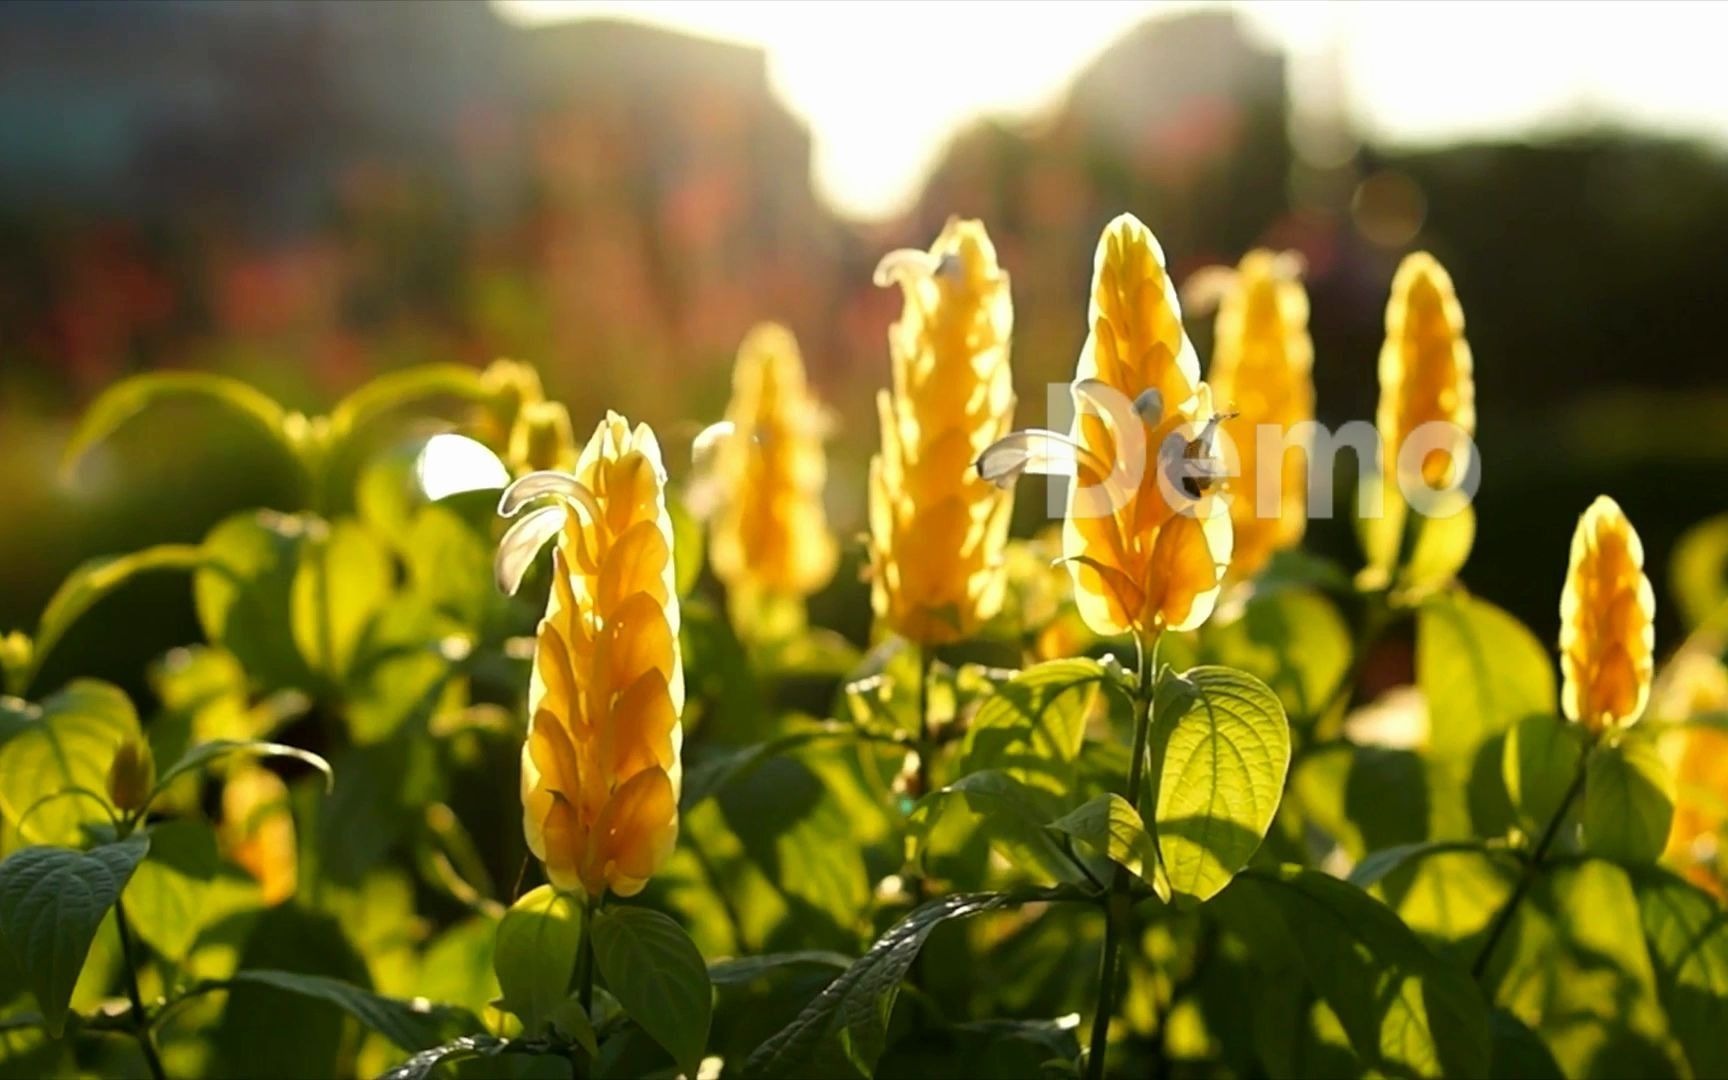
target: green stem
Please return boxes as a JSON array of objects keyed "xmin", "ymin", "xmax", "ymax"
[
  {"xmin": 113, "ymin": 899, "xmax": 167, "ymax": 1080},
  {"xmin": 1469, "ymin": 748, "xmax": 1591, "ymax": 985},
  {"xmin": 578, "ymin": 896, "xmax": 596, "ymax": 1016},
  {"xmin": 1086, "ymin": 632, "xmax": 1160, "ymax": 1080}
]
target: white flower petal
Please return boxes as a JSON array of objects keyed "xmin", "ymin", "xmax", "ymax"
[
  {"xmin": 690, "ymin": 421, "xmax": 736, "ymax": 471},
  {"xmin": 872, "ymin": 248, "xmax": 941, "ymax": 288},
  {"xmin": 1133, "ymin": 388, "xmax": 1164, "ymax": 426},
  {"xmin": 976, "ymin": 429, "xmax": 1081, "ymax": 487},
  {"xmin": 494, "ymin": 505, "xmax": 566, "ymax": 595},
  {"xmin": 498, "ymin": 470, "xmax": 586, "ymax": 518}
]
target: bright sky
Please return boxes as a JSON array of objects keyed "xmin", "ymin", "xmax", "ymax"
[{"xmin": 498, "ymin": 0, "xmax": 1728, "ymax": 220}]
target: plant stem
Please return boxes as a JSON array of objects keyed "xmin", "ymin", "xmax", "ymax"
[
  {"xmin": 113, "ymin": 899, "xmax": 167, "ymax": 1080},
  {"xmin": 1086, "ymin": 632, "xmax": 1159, "ymax": 1080},
  {"xmin": 1469, "ymin": 748, "xmax": 1591, "ymax": 985},
  {"xmin": 908, "ymin": 643, "xmax": 937, "ymax": 904},
  {"xmin": 578, "ymin": 895, "xmax": 596, "ymax": 1016}
]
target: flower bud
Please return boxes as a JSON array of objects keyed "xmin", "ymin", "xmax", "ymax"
[{"xmin": 106, "ymin": 736, "xmax": 156, "ymax": 813}]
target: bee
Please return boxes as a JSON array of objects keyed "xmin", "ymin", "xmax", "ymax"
[{"xmin": 1175, "ymin": 410, "xmax": 1237, "ymax": 500}]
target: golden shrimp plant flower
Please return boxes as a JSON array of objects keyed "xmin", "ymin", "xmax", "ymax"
[
  {"xmin": 1204, "ymin": 250, "xmax": 1314, "ymax": 582},
  {"xmin": 495, "ymin": 411, "xmax": 683, "ymax": 898},
  {"xmin": 868, "ymin": 218, "xmax": 1016, "ymax": 645},
  {"xmin": 1377, "ymin": 252, "xmax": 1476, "ymax": 491},
  {"xmin": 1559, "ymin": 495, "xmax": 1655, "ymax": 736},
  {"xmin": 708, "ymin": 323, "xmax": 838, "ymax": 601},
  {"xmin": 981, "ymin": 214, "xmax": 1232, "ymax": 640}
]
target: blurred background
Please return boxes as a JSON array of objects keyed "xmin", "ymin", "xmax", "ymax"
[{"xmin": 4, "ymin": 0, "xmax": 1727, "ymax": 697}]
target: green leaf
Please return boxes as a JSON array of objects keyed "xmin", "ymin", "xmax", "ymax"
[
  {"xmin": 221, "ymin": 969, "xmax": 463, "ymax": 1051},
  {"xmin": 326, "ymin": 364, "xmax": 491, "ymax": 446},
  {"xmin": 742, "ymin": 888, "xmax": 1069, "ymax": 1079},
  {"xmin": 0, "ymin": 834, "xmax": 149, "ymax": 1035},
  {"xmin": 61, "ymin": 371, "xmax": 290, "ymax": 483},
  {"xmin": 195, "ymin": 511, "xmax": 315, "ymax": 691},
  {"xmin": 122, "ymin": 821, "xmax": 217, "ymax": 963},
  {"xmin": 591, "ymin": 905, "xmax": 713, "ymax": 1078},
  {"xmin": 1584, "ymin": 739, "xmax": 1674, "ymax": 864},
  {"xmin": 911, "ymin": 770, "xmax": 1081, "ymax": 884},
  {"xmin": 152, "ymin": 739, "xmax": 333, "ymax": 804},
  {"xmin": 1149, "ymin": 666, "xmax": 1291, "ymax": 902},
  {"xmin": 1419, "ymin": 592, "xmax": 1554, "ymax": 837},
  {"xmin": 1046, "ymin": 793, "xmax": 1157, "ymax": 887},
  {"xmin": 20, "ymin": 545, "xmax": 203, "ymax": 697},
  {"xmin": 670, "ymin": 499, "xmax": 705, "ymax": 599},
  {"xmin": 958, "ymin": 659, "xmax": 1116, "ymax": 794},
  {"xmin": 1670, "ymin": 512, "xmax": 1728, "ymax": 630},
  {"xmin": 708, "ymin": 951, "xmax": 851, "ymax": 988},
  {"xmin": 1503, "ymin": 714, "xmax": 1584, "ymax": 839},
  {"xmin": 494, "ymin": 885, "xmax": 583, "ymax": 1034},
  {"xmin": 290, "ymin": 518, "xmax": 393, "ymax": 684},
  {"xmin": 1629, "ymin": 865, "xmax": 1728, "ymax": 1078},
  {"xmin": 1347, "ymin": 840, "xmax": 1497, "ymax": 891},
  {"xmin": 1214, "ymin": 865, "xmax": 1490, "ymax": 1078},
  {"xmin": 1200, "ymin": 587, "xmax": 1351, "ymax": 723},
  {"xmin": 1404, "ymin": 504, "xmax": 1476, "ymax": 596},
  {"xmin": 0, "ymin": 680, "xmax": 138, "ymax": 845}
]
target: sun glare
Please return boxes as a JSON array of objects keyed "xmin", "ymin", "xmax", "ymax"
[{"xmin": 498, "ymin": 0, "xmax": 1728, "ymax": 221}]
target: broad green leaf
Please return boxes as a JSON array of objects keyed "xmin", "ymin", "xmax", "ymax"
[
  {"xmin": 741, "ymin": 887, "xmax": 1070, "ymax": 1079},
  {"xmin": 494, "ymin": 885, "xmax": 583, "ymax": 1034},
  {"xmin": 195, "ymin": 511, "xmax": 315, "ymax": 691},
  {"xmin": 1489, "ymin": 1008, "xmax": 1564, "ymax": 1080},
  {"xmin": 911, "ymin": 770, "xmax": 1080, "ymax": 884},
  {"xmin": 1046, "ymin": 793, "xmax": 1158, "ymax": 887},
  {"xmin": 1484, "ymin": 859, "xmax": 1675, "ymax": 1077},
  {"xmin": 1291, "ymin": 742, "xmax": 1434, "ymax": 861},
  {"xmin": 0, "ymin": 680, "xmax": 137, "ymax": 844},
  {"xmin": 61, "ymin": 371, "xmax": 290, "ymax": 482},
  {"xmin": 1629, "ymin": 865, "xmax": 1728, "ymax": 1078},
  {"xmin": 123, "ymin": 821, "xmax": 217, "ymax": 962},
  {"xmin": 290, "ymin": 518, "xmax": 393, "ymax": 684},
  {"xmin": 591, "ymin": 905, "xmax": 712, "ymax": 1077},
  {"xmin": 1214, "ymin": 865, "xmax": 1490, "ymax": 1078},
  {"xmin": 1584, "ymin": 739, "xmax": 1674, "ymax": 864},
  {"xmin": 401, "ymin": 506, "xmax": 494, "ymax": 628},
  {"xmin": 220, "ymin": 969, "xmax": 465, "ymax": 1051},
  {"xmin": 708, "ymin": 951, "xmax": 851, "ymax": 988},
  {"xmin": 1503, "ymin": 714, "xmax": 1585, "ymax": 839},
  {"xmin": 344, "ymin": 597, "xmax": 461, "ymax": 745},
  {"xmin": 959, "ymin": 659, "xmax": 1116, "ymax": 794},
  {"xmin": 1404, "ymin": 504, "xmax": 1476, "ymax": 596},
  {"xmin": 1357, "ymin": 493, "xmax": 1474, "ymax": 597},
  {"xmin": 1150, "ymin": 666, "xmax": 1290, "ymax": 902},
  {"xmin": 1419, "ymin": 592, "xmax": 1554, "ymax": 837},
  {"xmin": 416, "ymin": 917, "xmax": 500, "ymax": 1019},
  {"xmin": 876, "ymin": 1016, "xmax": 1084, "ymax": 1078},
  {"xmin": 1670, "ymin": 512, "xmax": 1728, "ymax": 630},
  {"xmin": 1419, "ymin": 593, "xmax": 1555, "ymax": 765},
  {"xmin": 326, "ymin": 364, "xmax": 492, "ymax": 446},
  {"xmin": 20, "ymin": 545, "xmax": 203, "ymax": 696},
  {"xmin": 679, "ymin": 728, "xmax": 840, "ymax": 811},
  {"xmin": 153, "ymin": 739, "xmax": 333, "ymax": 800},
  {"xmin": 1201, "ymin": 587, "xmax": 1351, "ymax": 723},
  {"xmin": 1347, "ymin": 840, "xmax": 1497, "ymax": 891},
  {"xmin": 0, "ymin": 834, "xmax": 149, "ymax": 1035}
]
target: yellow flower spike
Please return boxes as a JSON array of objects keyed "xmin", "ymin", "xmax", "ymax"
[
  {"xmin": 709, "ymin": 323, "xmax": 838, "ymax": 604},
  {"xmin": 495, "ymin": 411, "xmax": 683, "ymax": 898},
  {"xmin": 474, "ymin": 358, "xmax": 546, "ymax": 450},
  {"xmin": 1560, "ymin": 496, "xmax": 1656, "ymax": 736},
  {"xmin": 1655, "ymin": 652, "xmax": 1728, "ymax": 895},
  {"xmin": 1062, "ymin": 213, "xmax": 1232, "ymax": 639},
  {"xmin": 508, "ymin": 400, "xmax": 579, "ymax": 475},
  {"xmin": 1205, "ymin": 250, "xmax": 1315, "ymax": 582},
  {"xmin": 1377, "ymin": 252, "xmax": 1475, "ymax": 490},
  {"xmin": 868, "ymin": 218, "xmax": 1015, "ymax": 645}
]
